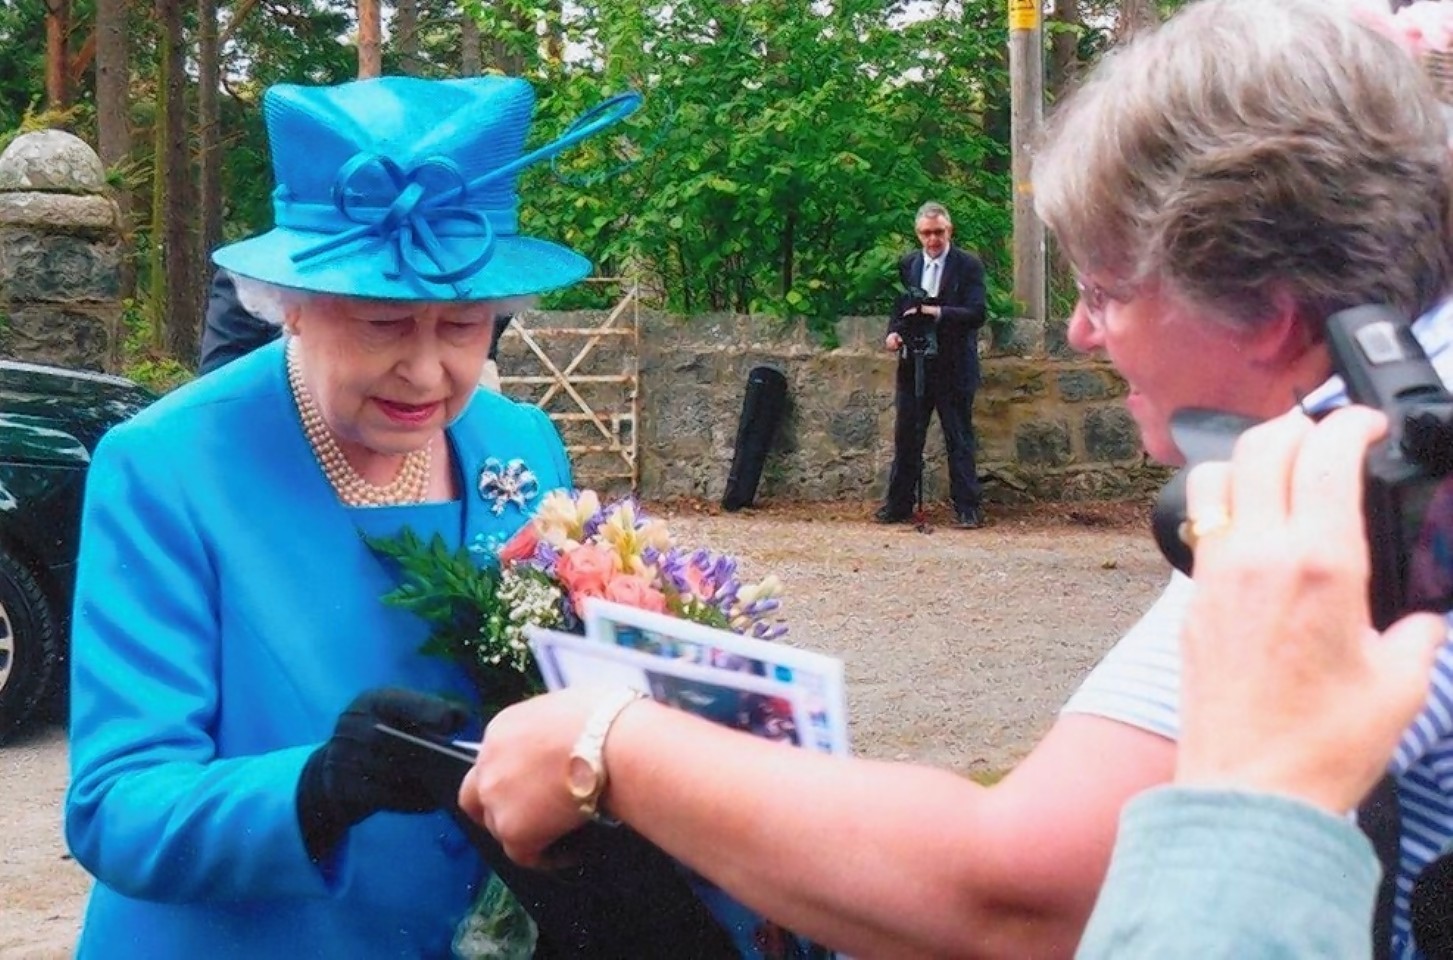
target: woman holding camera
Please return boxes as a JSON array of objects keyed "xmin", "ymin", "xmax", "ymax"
[{"xmin": 466, "ymin": 3, "xmax": 1453, "ymax": 956}]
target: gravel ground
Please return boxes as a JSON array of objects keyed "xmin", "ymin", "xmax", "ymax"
[{"xmin": 0, "ymin": 502, "xmax": 1170, "ymax": 957}]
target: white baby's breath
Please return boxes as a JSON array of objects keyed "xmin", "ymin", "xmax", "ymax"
[{"xmin": 497, "ymin": 570, "xmax": 565, "ymax": 658}]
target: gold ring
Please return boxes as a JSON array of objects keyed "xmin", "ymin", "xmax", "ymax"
[{"xmin": 1178, "ymin": 508, "xmax": 1233, "ymax": 549}]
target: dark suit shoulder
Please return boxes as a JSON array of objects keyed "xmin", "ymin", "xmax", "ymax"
[
  {"xmin": 898, "ymin": 250, "xmax": 922, "ymax": 286},
  {"xmin": 948, "ymin": 245, "xmax": 983, "ymax": 268}
]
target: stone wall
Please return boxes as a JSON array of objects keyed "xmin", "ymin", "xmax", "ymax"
[
  {"xmin": 499, "ymin": 309, "xmax": 1170, "ymax": 505},
  {"xmin": 0, "ymin": 129, "xmax": 1153, "ymax": 505},
  {"xmin": 0, "ymin": 131, "xmax": 123, "ymax": 372}
]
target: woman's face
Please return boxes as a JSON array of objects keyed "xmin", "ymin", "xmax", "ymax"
[
  {"xmin": 1067, "ymin": 279, "xmax": 1292, "ymax": 466},
  {"xmin": 289, "ymin": 296, "xmax": 496, "ymax": 456}
]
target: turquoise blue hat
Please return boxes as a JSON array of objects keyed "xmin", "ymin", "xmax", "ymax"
[{"xmin": 213, "ymin": 75, "xmax": 640, "ymax": 301}]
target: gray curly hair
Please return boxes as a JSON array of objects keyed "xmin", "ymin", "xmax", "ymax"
[
  {"xmin": 1033, "ymin": 0, "xmax": 1453, "ymax": 328},
  {"xmin": 228, "ymin": 272, "xmax": 536, "ymax": 327}
]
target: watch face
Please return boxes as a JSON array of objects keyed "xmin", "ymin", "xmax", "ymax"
[{"xmin": 568, "ymin": 754, "xmax": 601, "ymax": 801}]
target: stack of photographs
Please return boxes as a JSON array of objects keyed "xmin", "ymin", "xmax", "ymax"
[{"xmin": 531, "ymin": 599, "xmax": 849, "ymax": 756}]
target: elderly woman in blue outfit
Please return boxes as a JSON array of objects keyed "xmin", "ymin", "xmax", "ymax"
[{"xmin": 62, "ymin": 76, "xmax": 636, "ymax": 958}]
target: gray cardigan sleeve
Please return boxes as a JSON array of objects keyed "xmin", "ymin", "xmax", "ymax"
[{"xmin": 1078, "ymin": 787, "xmax": 1380, "ymax": 959}]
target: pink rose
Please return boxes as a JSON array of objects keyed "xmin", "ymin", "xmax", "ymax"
[
  {"xmin": 555, "ymin": 544, "xmax": 620, "ymax": 598},
  {"xmin": 603, "ymin": 573, "xmax": 668, "ymax": 614},
  {"xmin": 498, "ymin": 523, "xmax": 540, "ymax": 566}
]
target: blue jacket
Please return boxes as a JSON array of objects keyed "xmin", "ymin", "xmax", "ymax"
[{"xmin": 64, "ymin": 339, "xmax": 571, "ymax": 958}]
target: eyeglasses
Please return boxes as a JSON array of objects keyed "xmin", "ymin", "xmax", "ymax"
[
  {"xmin": 1073, "ymin": 275, "xmax": 1128, "ymax": 333},
  {"xmin": 917, "ymin": 228, "xmax": 947, "ymax": 238}
]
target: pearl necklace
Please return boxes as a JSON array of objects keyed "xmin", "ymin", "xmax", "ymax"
[{"xmin": 286, "ymin": 340, "xmax": 432, "ymax": 507}]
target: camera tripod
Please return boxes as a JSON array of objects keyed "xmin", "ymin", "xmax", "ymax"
[{"xmin": 902, "ymin": 339, "xmax": 934, "ymax": 533}]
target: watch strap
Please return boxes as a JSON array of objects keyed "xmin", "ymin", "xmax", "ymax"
[{"xmin": 569, "ymin": 688, "xmax": 647, "ymax": 822}]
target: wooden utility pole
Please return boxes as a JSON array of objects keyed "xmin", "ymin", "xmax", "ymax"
[{"xmin": 1008, "ymin": 0, "xmax": 1045, "ymax": 322}]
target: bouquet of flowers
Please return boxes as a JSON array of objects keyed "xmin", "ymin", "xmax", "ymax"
[
  {"xmin": 367, "ymin": 490, "xmax": 788, "ymax": 959},
  {"xmin": 370, "ymin": 489, "xmax": 787, "ymax": 716}
]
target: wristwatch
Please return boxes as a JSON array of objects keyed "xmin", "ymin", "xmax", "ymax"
[{"xmin": 567, "ymin": 688, "xmax": 647, "ymax": 822}]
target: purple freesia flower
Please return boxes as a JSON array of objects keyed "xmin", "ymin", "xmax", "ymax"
[{"xmin": 531, "ymin": 541, "xmax": 561, "ymax": 575}]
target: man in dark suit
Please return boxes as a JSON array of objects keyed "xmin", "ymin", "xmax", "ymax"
[
  {"xmin": 877, "ymin": 202, "xmax": 987, "ymax": 528},
  {"xmin": 199, "ymin": 267, "xmax": 281, "ymax": 375}
]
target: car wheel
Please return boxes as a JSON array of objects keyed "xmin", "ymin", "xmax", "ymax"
[{"xmin": 0, "ymin": 546, "xmax": 60, "ymax": 743}]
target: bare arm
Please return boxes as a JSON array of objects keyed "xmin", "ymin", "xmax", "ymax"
[{"xmin": 467, "ymin": 696, "xmax": 1174, "ymax": 958}]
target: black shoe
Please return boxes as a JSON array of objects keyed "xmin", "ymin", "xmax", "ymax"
[
  {"xmin": 954, "ymin": 507, "xmax": 984, "ymax": 529},
  {"xmin": 875, "ymin": 505, "xmax": 912, "ymax": 524}
]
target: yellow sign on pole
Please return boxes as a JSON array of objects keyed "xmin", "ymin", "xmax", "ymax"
[{"xmin": 1009, "ymin": 0, "xmax": 1039, "ymax": 31}]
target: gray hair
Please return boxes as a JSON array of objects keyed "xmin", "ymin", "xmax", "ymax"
[
  {"xmin": 227, "ymin": 271, "xmax": 537, "ymax": 327},
  {"xmin": 1033, "ymin": 0, "xmax": 1453, "ymax": 327},
  {"xmin": 229, "ymin": 272, "xmax": 299, "ymax": 327},
  {"xmin": 915, "ymin": 202, "xmax": 952, "ymax": 225}
]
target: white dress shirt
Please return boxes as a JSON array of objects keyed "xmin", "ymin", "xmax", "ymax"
[{"xmin": 921, "ymin": 254, "xmax": 945, "ymax": 298}]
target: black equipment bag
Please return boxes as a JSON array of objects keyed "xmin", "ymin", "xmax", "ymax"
[{"xmin": 722, "ymin": 366, "xmax": 788, "ymax": 512}]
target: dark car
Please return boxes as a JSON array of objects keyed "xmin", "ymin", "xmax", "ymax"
[{"xmin": 0, "ymin": 359, "xmax": 154, "ymax": 741}]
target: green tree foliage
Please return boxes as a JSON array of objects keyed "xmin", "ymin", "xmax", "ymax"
[
  {"xmin": 217, "ymin": 2, "xmax": 357, "ymax": 236},
  {"xmin": 0, "ymin": 0, "xmax": 1176, "ymax": 361},
  {"xmin": 504, "ymin": 0, "xmax": 1013, "ymax": 330},
  {"xmin": 0, "ymin": 1, "xmax": 52, "ymax": 134}
]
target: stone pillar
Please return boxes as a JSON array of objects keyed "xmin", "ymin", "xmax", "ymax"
[{"xmin": 0, "ymin": 130, "xmax": 123, "ymax": 372}]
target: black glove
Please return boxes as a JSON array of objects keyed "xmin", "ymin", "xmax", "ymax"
[{"xmin": 296, "ymin": 687, "xmax": 470, "ymax": 863}]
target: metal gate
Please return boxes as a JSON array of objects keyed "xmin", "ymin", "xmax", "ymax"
[{"xmin": 497, "ymin": 278, "xmax": 639, "ymax": 494}]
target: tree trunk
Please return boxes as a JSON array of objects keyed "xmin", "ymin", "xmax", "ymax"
[
  {"xmin": 541, "ymin": 0, "xmax": 563, "ymax": 68},
  {"xmin": 1048, "ymin": 0, "xmax": 1081, "ymax": 98},
  {"xmin": 157, "ymin": 0, "xmax": 200, "ymax": 364},
  {"xmin": 1117, "ymin": 0, "xmax": 1159, "ymax": 42},
  {"xmin": 45, "ymin": 0, "xmax": 71, "ymax": 110},
  {"xmin": 69, "ymin": 29, "xmax": 96, "ymax": 86},
  {"xmin": 780, "ymin": 207, "xmax": 795, "ymax": 299},
  {"xmin": 483, "ymin": 2, "xmax": 528, "ymax": 75},
  {"xmin": 461, "ymin": 8, "xmax": 481, "ymax": 75},
  {"xmin": 198, "ymin": 0, "xmax": 222, "ymax": 276},
  {"xmin": 358, "ymin": 0, "xmax": 382, "ymax": 78},
  {"xmin": 396, "ymin": 0, "xmax": 421, "ymax": 75},
  {"xmin": 219, "ymin": 0, "xmax": 261, "ymax": 46},
  {"xmin": 148, "ymin": 11, "xmax": 168, "ymax": 354},
  {"xmin": 95, "ymin": 0, "xmax": 132, "ymax": 299}
]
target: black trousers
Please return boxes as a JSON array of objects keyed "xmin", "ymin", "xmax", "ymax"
[{"xmin": 884, "ymin": 358, "xmax": 980, "ymax": 514}]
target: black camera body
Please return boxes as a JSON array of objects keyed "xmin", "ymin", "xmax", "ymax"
[
  {"xmin": 1153, "ymin": 304, "xmax": 1453, "ymax": 628},
  {"xmin": 897, "ymin": 285, "xmax": 940, "ymax": 360}
]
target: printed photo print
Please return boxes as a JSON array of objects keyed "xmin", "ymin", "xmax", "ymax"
[{"xmin": 646, "ymin": 672, "xmax": 801, "ymax": 746}]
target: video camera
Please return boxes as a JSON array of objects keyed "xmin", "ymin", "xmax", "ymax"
[
  {"xmin": 1152, "ymin": 304, "xmax": 1453, "ymax": 628},
  {"xmin": 897, "ymin": 285, "xmax": 940, "ymax": 360}
]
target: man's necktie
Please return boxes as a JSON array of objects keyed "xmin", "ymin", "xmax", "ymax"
[{"xmin": 924, "ymin": 260, "xmax": 939, "ymax": 298}]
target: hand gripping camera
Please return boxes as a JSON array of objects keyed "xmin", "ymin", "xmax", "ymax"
[
  {"xmin": 898, "ymin": 285, "xmax": 940, "ymax": 360},
  {"xmin": 1152, "ymin": 304, "xmax": 1453, "ymax": 628},
  {"xmin": 897, "ymin": 285, "xmax": 941, "ymax": 402}
]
